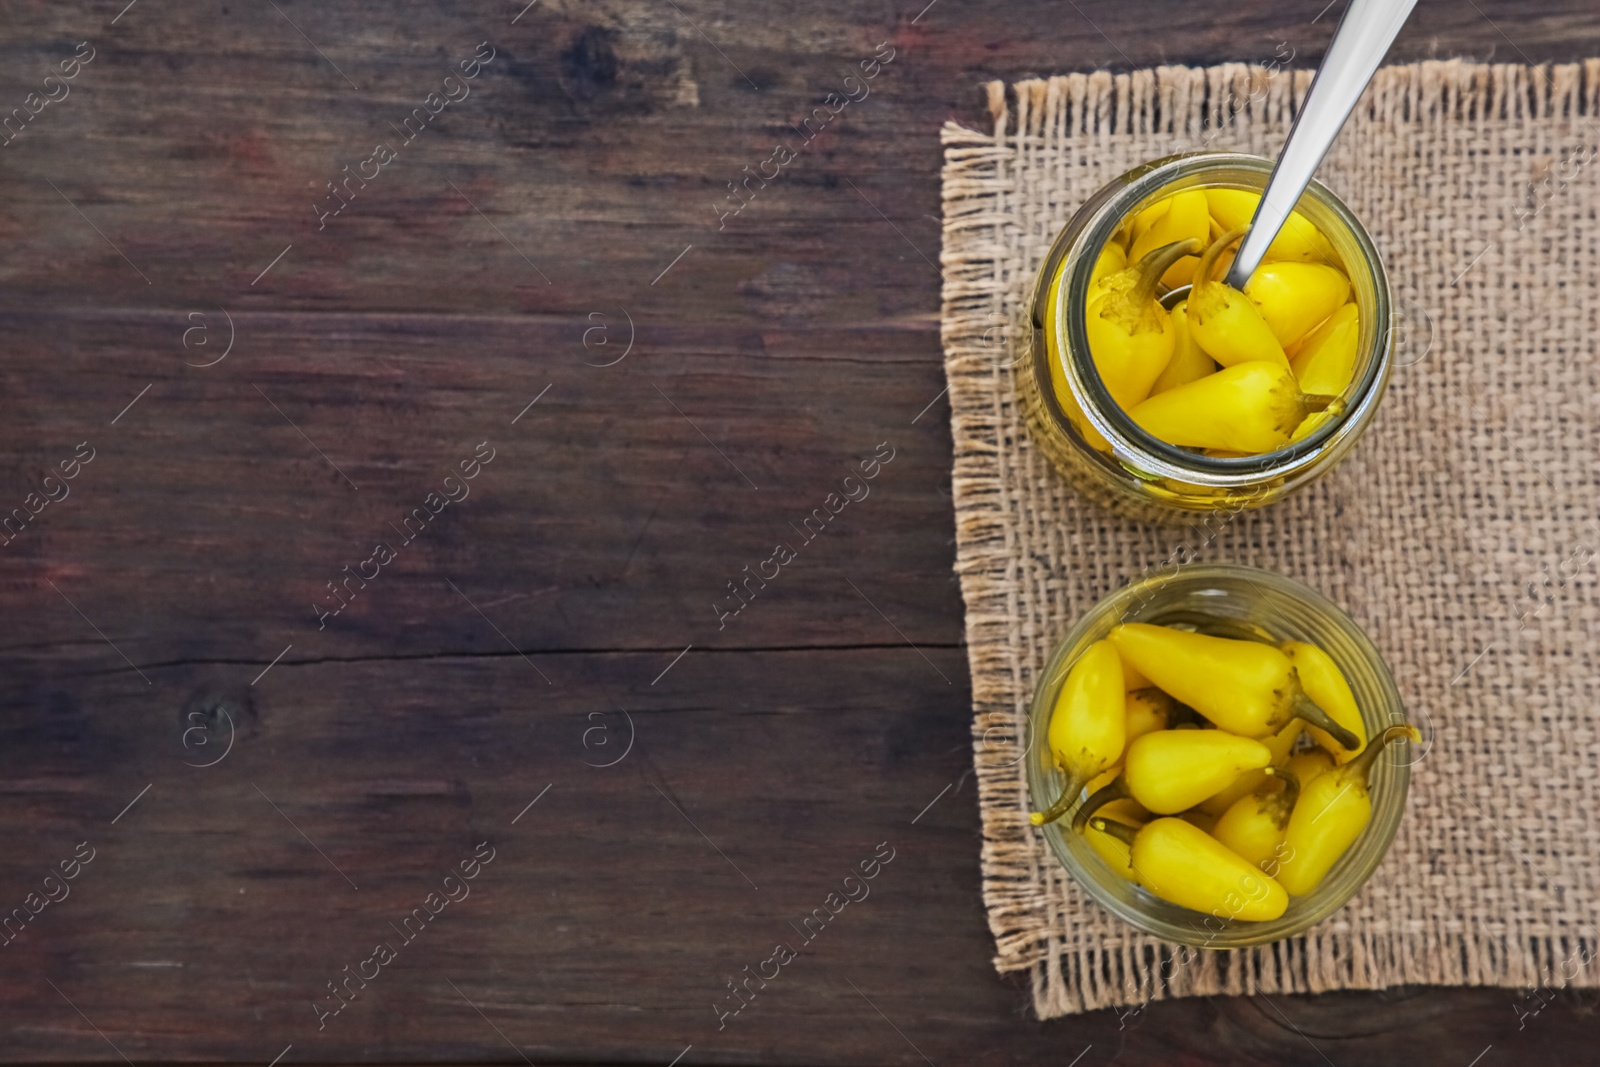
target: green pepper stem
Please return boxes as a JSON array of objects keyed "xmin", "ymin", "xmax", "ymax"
[
  {"xmin": 1130, "ymin": 238, "xmax": 1202, "ymax": 305},
  {"xmin": 1029, "ymin": 772, "xmax": 1088, "ymax": 827},
  {"xmin": 1070, "ymin": 776, "xmax": 1132, "ymax": 833},
  {"xmin": 1089, "ymin": 817, "xmax": 1139, "ymax": 847},
  {"xmin": 1302, "ymin": 394, "xmax": 1339, "ymax": 414},
  {"xmin": 1342, "ymin": 724, "xmax": 1422, "ymax": 785},
  {"xmin": 1290, "ymin": 691, "xmax": 1362, "ymax": 752},
  {"xmin": 1261, "ymin": 767, "xmax": 1300, "ymax": 828},
  {"xmin": 1278, "ymin": 768, "xmax": 1301, "ymax": 809},
  {"xmin": 1194, "ymin": 225, "xmax": 1248, "ymax": 291}
]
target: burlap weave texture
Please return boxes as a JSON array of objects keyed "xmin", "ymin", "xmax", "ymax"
[{"xmin": 940, "ymin": 61, "xmax": 1600, "ymax": 1018}]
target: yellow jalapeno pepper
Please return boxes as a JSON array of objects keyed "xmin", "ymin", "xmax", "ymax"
[
  {"xmin": 1204, "ymin": 189, "xmax": 1338, "ymax": 265},
  {"xmin": 1281, "ymin": 640, "xmax": 1367, "ymax": 762},
  {"xmin": 1125, "ymin": 688, "xmax": 1176, "ymax": 742},
  {"xmin": 1072, "ymin": 728, "xmax": 1271, "ymax": 831},
  {"xmin": 1212, "ymin": 768, "xmax": 1300, "ymax": 872},
  {"xmin": 1030, "ymin": 640, "xmax": 1125, "ymax": 826},
  {"xmin": 1107, "ymin": 623, "xmax": 1362, "ymax": 750},
  {"xmin": 1289, "ymin": 408, "xmax": 1338, "ymax": 443},
  {"xmin": 1127, "ymin": 360, "xmax": 1337, "ymax": 454},
  {"xmin": 1128, "ymin": 199, "xmax": 1167, "ymax": 242},
  {"xmin": 1290, "ymin": 302, "xmax": 1360, "ymax": 396},
  {"xmin": 1243, "ymin": 262, "xmax": 1351, "ymax": 347},
  {"xmin": 1277, "ymin": 725, "xmax": 1420, "ymax": 895},
  {"xmin": 1197, "ymin": 718, "xmax": 1301, "ymax": 816},
  {"xmin": 1119, "ymin": 656, "xmax": 1151, "ymax": 690},
  {"xmin": 1089, "ymin": 241, "xmax": 1128, "ymax": 288},
  {"xmin": 1084, "ymin": 238, "xmax": 1202, "ymax": 409},
  {"xmin": 1129, "ymin": 190, "xmax": 1210, "ymax": 289},
  {"xmin": 1185, "ymin": 228, "xmax": 1290, "ymax": 369},
  {"xmin": 1090, "ymin": 816, "xmax": 1290, "ymax": 921},
  {"xmin": 1285, "ymin": 748, "xmax": 1335, "ymax": 789},
  {"xmin": 1150, "ymin": 300, "xmax": 1218, "ymax": 395}
]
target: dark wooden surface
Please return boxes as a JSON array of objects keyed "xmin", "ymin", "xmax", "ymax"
[{"xmin": 2, "ymin": 0, "xmax": 1598, "ymax": 1063}]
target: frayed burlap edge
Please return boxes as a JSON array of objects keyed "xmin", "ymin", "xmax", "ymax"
[{"xmin": 940, "ymin": 59, "xmax": 1600, "ymax": 1019}]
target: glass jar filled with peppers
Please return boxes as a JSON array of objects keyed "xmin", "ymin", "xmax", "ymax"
[
  {"xmin": 1024, "ymin": 564, "xmax": 1413, "ymax": 947},
  {"xmin": 1020, "ymin": 153, "xmax": 1393, "ymax": 516}
]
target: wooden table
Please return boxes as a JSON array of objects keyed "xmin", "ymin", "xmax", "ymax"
[{"xmin": 3, "ymin": 1, "xmax": 1595, "ymax": 1062}]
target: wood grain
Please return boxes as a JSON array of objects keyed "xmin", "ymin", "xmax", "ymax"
[{"xmin": 2, "ymin": 0, "xmax": 1597, "ymax": 1062}]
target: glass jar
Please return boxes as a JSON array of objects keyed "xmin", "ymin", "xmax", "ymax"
[
  {"xmin": 1019, "ymin": 153, "xmax": 1393, "ymax": 518},
  {"xmin": 1025, "ymin": 564, "xmax": 1411, "ymax": 948}
]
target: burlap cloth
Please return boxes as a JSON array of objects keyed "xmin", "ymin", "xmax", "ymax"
[{"xmin": 941, "ymin": 61, "xmax": 1600, "ymax": 1018}]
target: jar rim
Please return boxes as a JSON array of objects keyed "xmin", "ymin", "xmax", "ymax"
[{"xmin": 1047, "ymin": 152, "xmax": 1393, "ymax": 488}]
